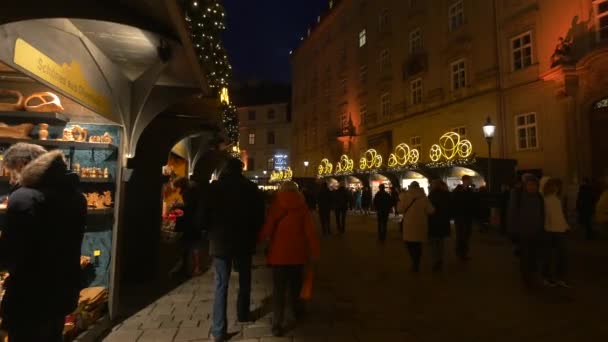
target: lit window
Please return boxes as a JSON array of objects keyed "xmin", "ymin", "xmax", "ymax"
[
  {"xmin": 449, "ymin": 0, "xmax": 465, "ymax": 31},
  {"xmin": 248, "ymin": 133, "xmax": 256, "ymax": 145},
  {"xmin": 410, "ymin": 78, "xmax": 423, "ymax": 105},
  {"xmin": 410, "ymin": 136, "xmax": 421, "ymax": 152},
  {"xmin": 511, "ymin": 32, "xmax": 533, "ymax": 70},
  {"xmin": 379, "ymin": 9, "xmax": 390, "ymax": 32},
  {"xmin": 381, "ymin": 93, "xmax": 391, "ymax": 116},
  {"xmin": 409, "ymin": 28, "xmax": 423, "ymax": 53},
  {"xmin": 380, "ymin": 49, "xmax": 391, "ymax": 71},
  {"xmin": 267, "ymin": 131, "xmax": 275, "ymax": 145},
  {"xmin": 359, "ymin": 65, "xmax": 368, "ymax": 85},
  {"xmin": 515, "ymin": 113, "xmax": 538, "ymax": 150},
  {"xmin": 451, "ymin": 126, "xmax": 467, "ymax": 139},
  {"xmin": 267, "ymin": 109, "xmax": 276, "ymax": 120},
  {"xmin": 451, "ymin": 59, "xmax": 466, "ymax": 90},
  {"xmin": 360, "ymin": 104, "xmax": 368, "ymax": 124},
  {"xmin": 359, "ymin": 29, "xmax": 367, "ymax": 47},
  {"xmin": 596, "ymin": 0, "xmax": 608, "ymax": 41}
]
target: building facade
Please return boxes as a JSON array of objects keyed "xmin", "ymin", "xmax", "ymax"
[
  {"xmin": 291, "ymin": 0, "xmax": 608, "ymax": 189},
  {"xmin": 238, "ymin": 102, "xmax": 292, "ymax": 182}
]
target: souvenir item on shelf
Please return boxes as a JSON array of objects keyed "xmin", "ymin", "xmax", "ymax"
[
  {"xmin": 80, "ymin": 256, "xmax": 91, "ymax": 268},
  {"xmin": 88, "ymin": 135, "xmax": 100, "ymax": 143},
  {"xmin": 102, "ymin": 191, "xmax": 112, "ymax": 206},
  {"xmin": 0, "ymin": 89, "xmax": 24, "ymax": 111},
  {"xmin": 73, "ymin": 163, "xmax": 81, "ymax": 174},
  {"xmin": 62, "ymin": 127, "xmax": 74, "ymax": 141},
  {"xmin": 38, "ymin": 123, "xmax": 49, "ymax": 140},
  {"xmin": 103, "ymin": 167, "xmax": 109, "ymax": 178},
  {"xmin": 101, "ymin": 132, "xmax": 112, "ymax": 144},
  {"xmin": 85, "ymin": 192, "xmax": 98, "ymax": 208},
  {"xmin": 70, "ymin": 125, "xmax": 87, "ymax": 142},
  {"xmin": 24, "ymin": 92, "xmax": 64, "ymax": 112},
  {"xmin": 0, "ymin": 122, "xmax": 34, "ymax": 139},
  {"xmin": 85, "ymin": 191, "xmax": 113, "ymax": 209}
]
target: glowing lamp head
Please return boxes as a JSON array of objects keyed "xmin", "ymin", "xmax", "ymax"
[
  {"xmin": 304, "ymin": 161, "xmax": 309, "ymax": 167},
  {"xmin": 483, "ymin": 117, "xmax": 496, "ymax": 140}
]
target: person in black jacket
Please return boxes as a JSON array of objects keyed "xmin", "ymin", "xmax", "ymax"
[
  {"xmin": 204, "ymin": 158, "xmax": 265, "ymax": 341},
  {"xmin": 172, "ymin": 177, "xmax": 202, "ymax": 277},
  {"xmin": 428, "ymin": 180, "xmax": 452, "ymax": 271},
  {"xmin": 361, "ymin": 186, "xmax": 372, "ymax": 215},
  {"xmin": 373, "ymin": 184, "xmax": 393, "ymax": 242},
  {"xmin": 317, "ymin": 182, "xmax": 332, "ymax": 235},
  {"xmin": 453, "ymin": 175, "xmax": 478, "ymax": 260},
  {"xmin": 331, "ymin": 182, "xmax": 350, "ymax": 234},
  {"xmin": 0, "ymin": 143, "xmax": 86, "ymax": 341}
]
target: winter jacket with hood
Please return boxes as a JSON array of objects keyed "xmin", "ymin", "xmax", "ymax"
[
  {"xmin": 398, "ymin": 188, "xmax": 434, "ymax": 242},
  {"xmin": 258, "ymin": 191, "xmax": 320, "ymax": 265},
  {"xmin": 0, "ymin": 150, "xmax": 87, "ymax": 327}
]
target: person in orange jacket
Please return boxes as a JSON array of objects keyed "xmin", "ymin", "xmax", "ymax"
[{"xmin": 258, "ymin": 181, "xmax": 320, "ymax": 337}]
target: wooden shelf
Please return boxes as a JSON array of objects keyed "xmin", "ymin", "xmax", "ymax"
[
  {"xmin": 0, "ymin": 137, "xmax": 117, "ymax": 150},
  {"xmin": 88, "ymin": 208, "xmax": 114, "ymax": 215},
  {"xmin": 0, "ymin": 111, "xmax": 70, "ymax": 125},
  {"xmin": 80, "ymin": 177, "xmax": 114, "ymax": 184}
]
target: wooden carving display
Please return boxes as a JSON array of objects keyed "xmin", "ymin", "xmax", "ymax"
[
  {"xmin": 0, "ymin": 122, "xmax": 34, "ymax": 139},
  {"xmin": 0, "ymin": 89, "xmax": 24, "ymax": 111},
  {"xmin": 85, "ymin": 191, "xmax": 113, "ymax": 209},
  {"xmin": 24, "ymin": 92, "xmax": 64, "ymax": 112}
]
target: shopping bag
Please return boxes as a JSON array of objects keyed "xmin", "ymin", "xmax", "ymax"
[{"xmin": 299, "ymin": 266, "xmax": 314, "ymax": 300}]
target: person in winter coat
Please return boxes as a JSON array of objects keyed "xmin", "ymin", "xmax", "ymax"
[
  {"xmin": 258, "ymin": 181, "xmax": 320, "ymax": 337},
  {"xmin": 542, "ymin": 178, "xmax": 571, "ymax": 288},
  {"xmin": 361, "ymin": 186, "xmax": 372, "ymax": 215},
  {"xmin": 0, "ymin": 143, "xmax": 87, "ymax": 341},
  {"xmin": 373, "ymin": 184, "xmax": 393, "ymax": 242},
  {"xmin": 354, "ymin": 188, "xmax": 363, "ymax": 214},
  {"xmin": 452, "ymin": 175, "xmax": 478, "ymax": 260},
  {"xmin": 428, "ymin": 180, "xmax": 452, "ymax": 271},
  {"xmin": 172, "ymin": 177, "xmax": 202, "ymax": 277},
  {"xmin": 317, "ymin": 182, "xmax": 332, "ymax": 235},
  {"xmin": 576, "ymin": 178, "xmax": 597, "ymax": 240},
  {"xmin": 330, "ymin": 182, "xmax": 350, "ymax": 234},
  {"xmin": 398, "ymin": 182, "xmax": 435, "ymax": 272},
  {"xmin": 203, "ymin": 158, "xmax": 266, "ymax": 341},
  {"xmin": 508, "ymin": 173, "xmax": 545, "ymax": 289}
]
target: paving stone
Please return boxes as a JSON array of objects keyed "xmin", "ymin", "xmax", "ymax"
[
  {"xmin": 180, "ymin": 319, "xmax": 201, "ymax": 328},
  {"xmin": 139, "ymin": 319, "xmax": 162, "ymax": 329},
  {"xmin": 260, "ymin": 338, "xmax": 291, "ymax": 342},
  {"xmin": 242, "ymin": 325, "xmax": 273, "ymax": 338},
  {"xmin": 174, "ymin": 327, "xmax": 211, "ymax": 341},
  {"xmin": 160, "ymin": 319, "xmax": 181, "ymax": 329},
  {"xmin": 137, "ymin": 328, "xmax": 178, "ymax": 342},
  {"xmin": 103, "ymin": 329, "xmax": 143, "ymax": 342}
]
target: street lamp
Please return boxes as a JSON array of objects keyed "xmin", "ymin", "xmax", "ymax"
[
  {"xmin": 304, "ymin": 161, "xmax": 309, "ymax": 176},
  {"xmin": 482, "ymin": 116, "xmax": 496, "ymax": 192}
]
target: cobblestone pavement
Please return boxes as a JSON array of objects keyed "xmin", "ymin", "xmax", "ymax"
[{"xmin": 105, "ymin": 214, "xmax": 608, "ymax": 341}]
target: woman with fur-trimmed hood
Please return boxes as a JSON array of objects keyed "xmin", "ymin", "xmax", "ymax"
[{"xmin": 0, "ymin": 143, "xmax": 87, "ymax": 341}]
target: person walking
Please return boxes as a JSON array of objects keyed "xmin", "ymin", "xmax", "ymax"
[
  {"xmin": 508, "ymin": 173, "xmax": 545, "ymax": 290},
  {"xmin": 373, "ymin": 184, "xmax": 393, "ymax": 242},
  {"xmin": 362, "ymin": 186, "xmax": 372, "ymax": 215},
  {"xmin": 453, "ymin": 175, "xmax": 478, "ymax": 260},
  {"xmin": 258, "ymin": 181, "xmax": 320, "ymax": 337},
  {"xmin": 0, "ymin": 143, "xmax": 87, "ymax": 341},
  {"xmin": 398, "ymin": 182, "xmax": 434, "ymax": 272},
  {"xmin": 576, "ymin": 178, "xmax": 597, "ymax": 240},
  {"xmin": 331, "ymin": 182, "xmax": 349, "ymax": 234},
  {"xmin": 391, "ymin": 187, "xmax": 400, "ymax": 216},
  {"xmin": 354, "ymin": 188, "xmax": 363, "ymax": 214},
  {"xmin": 541, "ymin": 178, "xmax": 571, "ymax": 288},
  {"xmin": 428, "ymin": 180, "xmax": 452, "ymax": 271},
  {"xmin": 204, "ymin": 158, "xmax": 265, "ymax": 342},
  {"xmin": 171, "ymin": 177, "xmax": 203, "ymax": 277},
  {"xmin": 317, "ymin": 182, "xmax": 332, "ymax": 236}
]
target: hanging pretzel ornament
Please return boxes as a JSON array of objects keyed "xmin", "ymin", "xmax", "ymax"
[
  {"xmin": 24, "ymin": 92, "xmax": 65, "ymax": 112},
  {"xmin": 0, "ymin": 89, "xmax": 24, "ymax": 111}
]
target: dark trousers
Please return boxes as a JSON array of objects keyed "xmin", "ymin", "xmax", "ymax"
[
  {"xmin": 580, "ymin": 216, "xmax": 594, "ymax": 239},
  {"xmin": 542, "ymin": 232, "xmax": 567, "ymax": 281},
  {"xmin": 377, "ymin": 211, "xmax": 389, "ymax": 241},
  {"xmin": 519, "ymin": 236, "xmax": 542, "ymax": 286},
  {"xmin": 212, "ymin": 254, "xmax": 252, "ymax": 337},
  {"xmin": 334, "ymin": 209, "xmax": 347, "ymax": 233},
  {"xmin": 319, "ymin": 208, "xmax": 331, "ymax": 235},
  {"xmin": 405, "ymin": 242, "xmax": 422, "ymax": 271},
  {"xmin": 272, "ymin": 265, "xmax": 304, "ymax": 328},
  {"xmin": 7, "ymin": 315, "xmax": 64, "ymax": 342},
  {"xmin": 455, "ymin": 218, "xmax": 473, "ymax": 259}
]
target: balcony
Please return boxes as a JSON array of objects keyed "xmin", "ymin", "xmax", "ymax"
[{"xmin": 403, "ymin": 52, "xmax": 428, "ymax": 80}]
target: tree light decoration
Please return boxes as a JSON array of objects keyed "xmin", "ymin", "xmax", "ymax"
[
  {"xmin": 318, "ymin": 159, "xmax": 333, "ymax": 176},
  {"xmin": 429, "ymin": 132, "xmax": 473, "ymax": 162},
  {"xmin": 388, "ymin": 143, "xmax": 419, "ymax": 167},
  {"xmin": 335, "ymin": 155, "xmax": 354, "ymax": 173},
  {"xmin": 270, "ymin": 167, "xmax": 293, "ymax": 183},
  {"xmin": 359, "ymin": 149, "xmax": 383, "ymax": 170}
]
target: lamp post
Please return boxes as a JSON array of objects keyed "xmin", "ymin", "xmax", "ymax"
[
  {"xmin": 304, "ymin": 161, "xmax": 309, "ymax": 176},
  {"xmin": 482, "ymin": 116, "xmax": 496, "ymax": 192}
]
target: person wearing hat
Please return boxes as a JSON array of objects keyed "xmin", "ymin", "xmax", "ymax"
[
  {"xmin": 373, "ymin": 184, "xmax": 393, "ymax": 242},
  {"xmin": 0, "ymin": 143, "xmax": 87, "ymax": 341}
]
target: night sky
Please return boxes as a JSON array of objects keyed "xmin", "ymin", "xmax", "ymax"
[{"xmin": 223, "ymin": 0, "xmax": 328, "ymax": 83}]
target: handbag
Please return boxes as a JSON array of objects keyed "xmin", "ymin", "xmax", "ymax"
[{"xmin": 400, "ymin": 198, "xmax": 419, "ymax": 230}]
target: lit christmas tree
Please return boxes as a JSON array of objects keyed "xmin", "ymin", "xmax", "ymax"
[{"xmin": 182, "ymin": 0, "xmax": 239, "ymax": 147}]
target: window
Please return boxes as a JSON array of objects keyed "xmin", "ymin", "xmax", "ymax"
[
  {"xmin": 449, "ymin": 0, "xmax": 465, "ymax": 31},
  {"xmin": 247, "ymin": 157, "xmax": 255, "ymax": 171},
  {"xmin": 248, "ymin": 110, "xmax": 256, "ymax": 120},
  {"xmin": 451, "ymin": 126, "xmax": 467, "ymax": 139},
  {"xmin": 267, "ymin": 109, "xmax": 276, "ymax": 120},
  {"xmin": 511, "ymin": 32, "xmax": 533, "ymax": 70},
  {"xmin": 380, "ymin": 49, "xmax": 391, "ymax": 71},
  {"xmin": 515, "ymin": 113, "xmax": 538, "ymax": 150},
  {"xmin": 359, "ymin": 29, "xmax": 367, "ymax": 47},
  {"xmin": 410, "ymin": 136, "xmax": 421, "ymax": 152},
  {"xmin": 359, "ymin": 65, "xmax": 368, "ymax": 85},
  {"xmin": 381, "ymin": 93, "xmax": 391, "ymax": 116},
  {"xmin": 596, "ymin": 0, "xmax": 608, "ymax": 41},
  {"xmin": 267, "ymin": 131, "xmax": 275, "ymax": 145},
  {"xmin": 248, "ymin": 133, "xmax": 256, "ymax": 145},
  {"xmin": 360, "ymin": 104, "xmax": 368, "ymax": 124},
  {"xmin": 379, "ymin": 9, "xmax": 390, "ymax": 32},
  {"xmin": 410, "ymin": 78, "xmax": 423, "ymax": 105},
  {"xmin": 451, "ymin": 59, "xmax": 466, "ymax": 90},
  {"xmin": 409, "ymin": 28, "xmax": 423, "ymax": 53}
]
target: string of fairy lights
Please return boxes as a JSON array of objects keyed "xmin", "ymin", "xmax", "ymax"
[{"xmin": 182, "ymin": 0, "xmax": 239, "ymax": 147}]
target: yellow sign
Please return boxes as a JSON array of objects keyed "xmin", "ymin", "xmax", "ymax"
[
  {"xmin": 360, "ymin": 149, "xmax": 383, "ymax": 170},
  {"xmin": 13, "ymin": 38, "xmax": 112, "ymax": 117},
  {"xmin": 429, "ymin": 132, "xmax": 473, "ymax": 162},
  {"xmin": 335, "ymin": 155, "xmax": 354, "ymax": 173},
  {"xmin": 318, "ymin": 158, "xmax": 333, "ymax": 176},
  {"xmin": 388, "ymin": 143, "xmax": 419, "ymax": 167}
]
